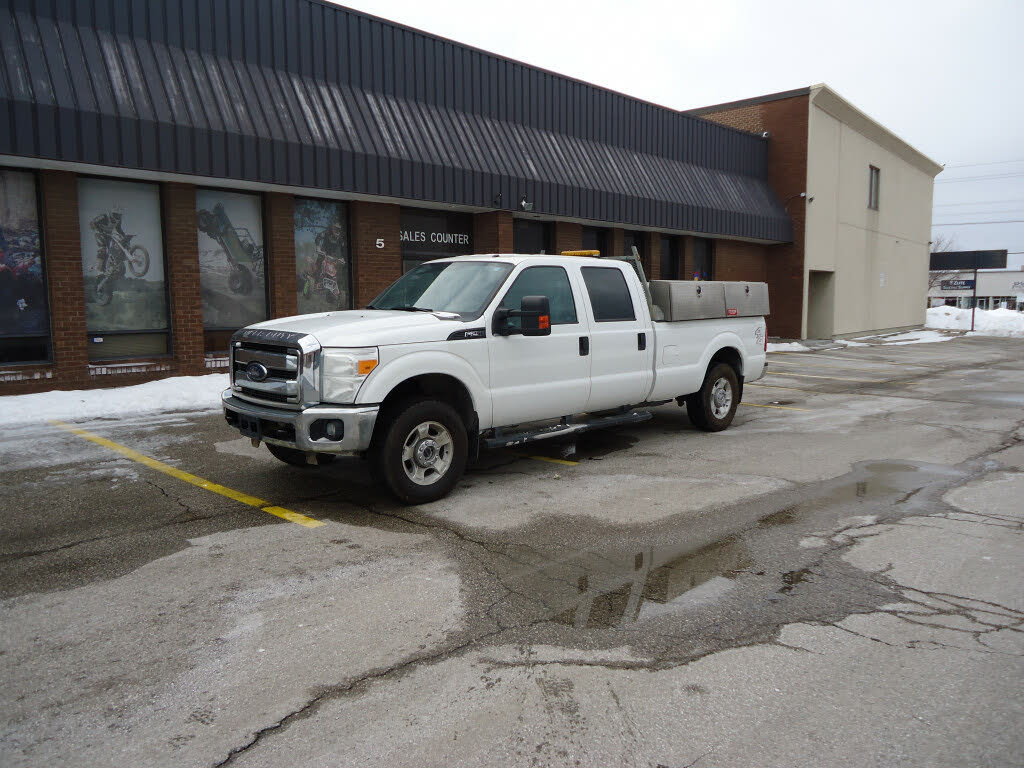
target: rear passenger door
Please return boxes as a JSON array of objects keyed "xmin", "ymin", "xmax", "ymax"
[{"xmin": 580, "ymin": 265, "xmax": 651, "ymax": 410}]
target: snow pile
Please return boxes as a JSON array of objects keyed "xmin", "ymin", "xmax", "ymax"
[
  {"xmin": 876, "ymin": 329, "xmax": 954, "ymax": 345},
  {"xmin": 767, "ymin": 342, "xmax": 810, "ymax": 352},
  {"xmin": 926, "ymin": 305, "xmax": 1024, "ymax": 337},
  {"xmin": 0, "ymin": 374, "xmax": 229, "ymax": 427}
]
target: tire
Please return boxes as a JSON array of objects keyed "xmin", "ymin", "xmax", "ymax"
[
  {"xmin": 95, "ymin": 278, "xmax": 114, "ymax": 306},
  {"xmin": 128, "ymin": 244, "xmax": 150, "ymax": 277},
  {"xmin": 685, "ymin": 362, "xmax": 740, "ymax": 432},
  {"xmin": 229, "ymin": 264, "xmax": 254, "ymax": 295},
  {"xmin": 376, "ymin": 399, "xmax": 468, "ymax": 504},
  {"xmin": 266, "ymin": 443, "xmax": 335, "ymax": 467}
]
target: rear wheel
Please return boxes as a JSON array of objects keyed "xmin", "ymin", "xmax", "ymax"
[
  {"xmin": 685, "ymin": 362, "xmax": 740, "ymax": 432},
  {"xmin": 266, "ymin": 443, "xmax": 335, "ymax": 467},
  {"xmin": 376, "ymin": 399, "xmax": 467, "ymax": 504},
  {"xmin": 127, "ymin": 244, "xmax": 150, "ymax": 276}
]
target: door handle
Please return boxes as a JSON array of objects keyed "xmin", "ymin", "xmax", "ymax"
[
  {"xmin": 638, "ymin": 332, "xmax": 646, "ymax": 351},
  {"xmin": 579, "ymin": 336, "xmax": 590, "ymax": 356}
]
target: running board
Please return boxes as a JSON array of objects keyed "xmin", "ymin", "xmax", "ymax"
[{"xmin": 483, "ymin": 410, "xmax": 653, "ymax": 450}]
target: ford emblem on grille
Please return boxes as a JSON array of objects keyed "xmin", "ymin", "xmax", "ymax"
[{"xmin": 245, "ymin": 361, "xmax": 269, "ymax": 382}]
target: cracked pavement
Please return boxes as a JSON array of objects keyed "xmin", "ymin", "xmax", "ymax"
[{"xmin": 0, "ymin": 337, "xmax": 1022, "ymax": 767}]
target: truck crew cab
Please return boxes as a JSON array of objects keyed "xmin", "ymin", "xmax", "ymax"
[{"xmin": 222, "ymin": 251, "xmax": 769, "ymax": 503}]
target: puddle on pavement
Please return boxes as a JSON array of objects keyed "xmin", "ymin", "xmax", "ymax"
[
  {"xmin": 475, "ymin": 459, "xmax": 966, "ymax": 634},
  {"xmin": 549, "ymin": 537, "xmax": 752, "ymax": 629}
]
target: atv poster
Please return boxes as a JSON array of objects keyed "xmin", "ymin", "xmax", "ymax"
[
  {"xmin": 295, "ymin": 199, "xmax": 350, "ymax": 315},
  {"xmin": 78, "ymin": 178, "xmax": 168, "ymax": 332},
  {"xmin": 0, "ymin": 170, "xmax": 48, "ymax": 338},
  {"xmin": 196, "ymin": 190, "xmax": 267, "ymax": 329}
]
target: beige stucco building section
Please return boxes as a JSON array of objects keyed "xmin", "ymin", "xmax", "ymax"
[{"xmin": 802, "ymin": 85, "xmax": 943, "ymax": 338}]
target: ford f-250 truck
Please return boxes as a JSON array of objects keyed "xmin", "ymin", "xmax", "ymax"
[{"xmin": 222, "ymin": 251, "xmax": 768, "ymax": 503}]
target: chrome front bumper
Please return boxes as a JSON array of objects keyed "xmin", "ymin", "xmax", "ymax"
[{"xmin": 222, "ymin": 391, "xmax": 378, "ymax": 454}]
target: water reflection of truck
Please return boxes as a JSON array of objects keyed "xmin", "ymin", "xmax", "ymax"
[{"xmin": 197, "ymin": 203, "xmax": 263, "ymax": 295}]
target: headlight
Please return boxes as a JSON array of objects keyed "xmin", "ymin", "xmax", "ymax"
[{"xmin": 320, "ymin": 347, "xmax": 379, "ymax": 404}]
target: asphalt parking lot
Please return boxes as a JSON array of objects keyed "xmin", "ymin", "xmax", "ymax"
[{"xmin": 2, "ymin": 337, "xmax": 1022, "ymax": 768}]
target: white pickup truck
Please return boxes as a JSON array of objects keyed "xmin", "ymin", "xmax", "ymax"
[{"xmin": 222, "ymin": 252, "xmax": 768, "ymax": 503}]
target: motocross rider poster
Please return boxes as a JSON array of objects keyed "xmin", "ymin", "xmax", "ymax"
[
  {"xmin": 77, "ymin": 178, "xmax": 168, "ymax": 332},
  {"xmin": 294, "ymin": 198, "xmax": 350, "ymax": 314},
  {"xmin": 196, "ymin": 189, "xmax": 267, "ymax": 329},
  {"xmin": 0, "ymin": 170, "xmax": 48, "ymax": 338}
]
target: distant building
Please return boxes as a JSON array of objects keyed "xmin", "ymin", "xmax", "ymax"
[
  {"xmin": 928, "ymin": 269, "xmax": 1024, "ymax": 310},
  {"xmin": 693, "ymin": 85, "xmax": 943, "ymax": 339}
]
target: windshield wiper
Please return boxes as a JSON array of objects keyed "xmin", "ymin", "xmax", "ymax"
[{"xmin": 389, "ymin": 306, "xmax": 438, "ymax": 313}]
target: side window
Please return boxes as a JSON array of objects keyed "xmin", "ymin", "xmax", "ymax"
[
  {"xmin": 581, "ymin": 267, "xmax": 636, "ymax": 322},
  {"xmin": 500, "ymin": 266, "xmax": 578, "ymax": 326}
]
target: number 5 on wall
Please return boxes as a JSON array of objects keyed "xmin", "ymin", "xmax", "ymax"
[{"xmin": 375, "ymin": 238, "xmax": 385, "ymax": 249}]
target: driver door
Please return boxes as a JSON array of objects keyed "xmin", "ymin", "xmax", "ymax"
[{"xmin": 488, "ymin": 265, "xmax": 591, "ymax": 427}]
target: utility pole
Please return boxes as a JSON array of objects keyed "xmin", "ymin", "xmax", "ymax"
[{"xmin": 971, "ymin": 265, "xmax": 978, "ymax": 332}]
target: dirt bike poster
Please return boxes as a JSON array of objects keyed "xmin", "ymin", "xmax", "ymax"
[
  {"xmin": 196, "ymin": 190, "xmax": 268, "ymax": 329},
  {"xmin": 78, "ymin": 178, "xmax": 168, "ymax": 333},
  {"xmin": 0, "ymin": 170, "xmax": 49, "ymax": 338},
  {"xmin": 295, "ymin": 199, "xmax": 351, "ymax": 315}
]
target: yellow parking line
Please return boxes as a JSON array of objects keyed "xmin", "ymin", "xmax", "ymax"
[
  {"xmin": 520, "ymin": 453, "xmax": 580, "ymax": 466},
  {"xmin": 765, "ymin": 371, "xmax": 885, "ymax": 384},
  {"xmin": 741, "ymin": 402, "xmax": 810, "ymax": 412},
  {"xmin": 747, "ymin": 382, "xmax": 814, "ymax": 392},
  {"xmin": 50, "ymin": 420, "xmax": 324, "ymax": 528}
]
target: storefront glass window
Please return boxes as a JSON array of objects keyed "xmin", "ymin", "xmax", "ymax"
[
  {"xmin": 0, "ymin": 169, "xmax": 50, "ymax": 363},
  {"xmin": 693, "ymin": 237, "xmax": 714, "ymax": 280},
  {"xmin": 78, "ymin": 178, "xmax": 169, "ymax": 360},
  {"xmin": 197, "ymin": 190, "xmax": 267, "ymax": 334},
  {"xmin": 295, "ymin": 199, "xmax": 351, "ymax": 314},
  {"xmin": 399, "ymin": 208, "xmax": 473, "ymax": 273},
  {"xmin": 512, "ymin": 219, "xmax": 552, "ymax": 254}
]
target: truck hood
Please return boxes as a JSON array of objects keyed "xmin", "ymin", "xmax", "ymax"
[{"xmin": 246, "ymin": 310, "xmax": 466, "ymax": 348}]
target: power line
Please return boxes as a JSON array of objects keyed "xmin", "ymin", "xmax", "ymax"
[
  {"xmin": 936, "ymin": 172, "xmax": 1024, "ymax": 183},
  {"xmin": 934, "ymin": 198, "xmax": 1024, "ymax": 207},
  {"xmin": 943, "ymin": 158, "xmax": 1024, "ymax": 169},
  {"xmin": 932, "ymin": 219, "xmax": 1024, "ymax": 226}
]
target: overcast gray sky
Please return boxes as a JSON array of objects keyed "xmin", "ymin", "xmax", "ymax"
[{"xmin": 338, "ymin": 0, "xmax": 1024, "ymax": 267}]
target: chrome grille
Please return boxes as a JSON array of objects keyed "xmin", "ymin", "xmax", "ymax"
[{"xmin": 230, "ymin": 330, "xmax": 320, "ymax": 410}]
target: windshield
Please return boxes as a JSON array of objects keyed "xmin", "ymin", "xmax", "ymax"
[{"xmin": 369, "ymin": 261, "xmax": 514, "ymax": 320}]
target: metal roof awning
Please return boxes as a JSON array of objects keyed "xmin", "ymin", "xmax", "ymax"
[{"xmin": 0, "ymin": 1, "xmax": 792, "ymax": 243}]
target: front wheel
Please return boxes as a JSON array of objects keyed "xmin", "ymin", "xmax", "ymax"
[
  {"xmin": 127, "ymin": 244, "xmax": 150, "ymax": 277},
  {"xmin": 376, "ymin": 399, "xmax": 468, "ymax": 504},
  {"xmin": 685, "ymin": 363, "xmax": 740, "ymax": 432}
]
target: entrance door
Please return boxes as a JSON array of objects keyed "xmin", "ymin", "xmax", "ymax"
[
  {"xmin": 807, "ymin": 270, "xmax": 836, "ymax": 339},
  {"xmin": 488, "ymin": 265, "xmax": 591, "ymax": 426}
]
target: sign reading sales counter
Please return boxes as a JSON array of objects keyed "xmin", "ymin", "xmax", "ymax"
[{"xmin": 399, "ymin": 209, "xmax": 473, "ymax": 273}]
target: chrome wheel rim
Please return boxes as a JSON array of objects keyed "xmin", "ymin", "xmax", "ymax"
[
  {"xmin": 710, "ymin": 377, "xmax": 733, "ymax": 419},
  {"xmin": 401, "ymin": 421, "xmax": 454, "ymax": 486}
]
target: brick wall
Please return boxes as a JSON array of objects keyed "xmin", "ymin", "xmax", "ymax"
[
  {"xmin": 553, "ymin": 221, "xmax": 581, "ymax": 254},
  {"xmin": 163, "ymin": 183, "xmax": 204, "ymax": 376},
  {"xmin": 473, "ymin": 211, "xmax": 513, "ymax": 253},
  {"xmin": 699, "ymin": 94, "xmax": 809, "ymax": 338},
  {"xmin": 351, "ymin": 201, "xmax": 401, "ymax": 307},
  {"xmin": 608, "ymin": 228, "xmax": 624, "ymax": 259},
  {"xmin": 265, "ymin": 192, "xmax": 298, "ymax": 318},
  {"xmin": 714, "ymin": 240, "xmax": 769, "ymax": 283},
  {"xmin": 643, "ymin": 232, "xmax": 660, "ymax": 279}
]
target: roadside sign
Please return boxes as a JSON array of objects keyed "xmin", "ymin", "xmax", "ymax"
[{"xmin": 940, "ymin": 279, "xmax": 975, "ymax": 290}]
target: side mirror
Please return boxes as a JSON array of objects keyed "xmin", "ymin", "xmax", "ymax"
[
  {"xmin": 492, "ymin": 295, "xmax": 552, "ymax": 337},
  {"xmin": 519, "ymin": 295, "xmax": 551, "ymax": 336}
]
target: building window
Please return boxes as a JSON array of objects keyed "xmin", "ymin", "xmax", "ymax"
[
  {"xmin": 197, "ymin": 190, "xmax": 267, "ymax": 352},
  {"xmin": 692, "ymin": 237, "xmax": 714, "ymax": 280},
  {"xmin": 659, "ymin": 235, "xmax": 678, "ymax": 280},
  {"xmin": 78, "ymin": 178, "xmax": 169, "ymax": 361},
  {"xmin": 399, "ymin": 208, "xmax": 473, "ymax": 273},
  {"xmin": 0, "ymin": 169, "xmax": 50, "ymax": 364},
  {"xmin": 512, "ymin": 219, "xmax": 552, "ymax": 254},
  {"xmin": 295, "ymin": 199, "xmax": 351, "ymax": 314},
  {"xmin": 581, "ymin": 226, "xmax": 607, "ymax": 255},
  {"xmin": 623, "ymin": 230, "xmax": 644, "ymax": 261},
  {"xmin": 868, "ymin": 165, "xmax": 880, "ymax": 210}
]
